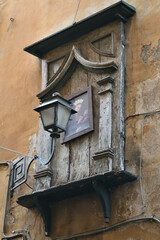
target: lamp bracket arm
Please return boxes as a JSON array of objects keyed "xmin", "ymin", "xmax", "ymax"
[
  {"xmin": 11, "ymin": 156, "xmax": 37, "ymax": 191},
  {"xmin": 9, "ymin": 138, "xmax": 56, "ymax": 192},
  {"xmin": 35, "ymin": 137, "xmax": 56, "ymax": 165}
]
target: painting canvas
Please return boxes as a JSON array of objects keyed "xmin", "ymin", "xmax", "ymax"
[{"xmin": 61, "ymin": 86, "xmax": 93, "ymax": 143}]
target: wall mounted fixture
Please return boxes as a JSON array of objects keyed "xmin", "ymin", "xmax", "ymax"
[
  {"xmin": 9, "ymin": 92, "xmax": 76, "ymax": 191},
  {"xmin": 34, "ymin": 92, "xmax": 76, "ymax": 138},
  {"xmin": 34, "ymin": 92, "xmax": 76, "ymax": 166}
]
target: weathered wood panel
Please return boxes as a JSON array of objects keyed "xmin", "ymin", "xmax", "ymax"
[
  {"xmin": 39, "ymin": 21, "xmax": 124, "ymax": 187},
  {"xmin": 68, "ymin": 65, "xmax": 89, "ymax": 181}
]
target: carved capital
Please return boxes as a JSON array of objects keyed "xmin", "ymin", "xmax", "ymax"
[
  {"xmin": 93, "ymin": 149, "xmax": 113, "ymax": 174},
  {"xmin": 34, "ymin": 169, "xmax": 53, "ymax": 179},
  {"xmin": 96, "ymin": 76, "xmax": 114, "ymax": 86},
  {"xmin": 93, "ymin": 149, "xmax": 114, "ymax": 160}
]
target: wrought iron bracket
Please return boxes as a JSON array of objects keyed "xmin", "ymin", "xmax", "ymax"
[
  {"xmin": 10, "ymin": 138, "xmax": 57, "ymax": 192},
  {"xmin": 11, "ymin": 155, "xmax": 37, "ymax": 192},
  {"xmin": 35, "ymin": 197, "xmax": 51, "ymax": 236},
  {"xmin": 92, "ymin": 180, "xmax": 110, "ymax": 222}
]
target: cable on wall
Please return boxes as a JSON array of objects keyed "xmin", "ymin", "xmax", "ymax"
[
  {"xmin": 139, "ymin": 117, "xmax": 145, "ymax": 212},
  {"xmin": 0, "ymin": 146, "xmax": 33, "ymax": 159},
  {"xmin": 73, "ymin": 0, "xmax": 81, "ymax": 24},
  {"xmin": 51, "ymin": 215, "xmax": 160, "ymax": 240},
  {"xmin": 0, "ymin": 162, "xmax": 29, "ymax": 240}
]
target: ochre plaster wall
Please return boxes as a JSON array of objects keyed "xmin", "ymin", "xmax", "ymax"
[
  {"xmin": 1, "ymin": 0, "xmax": 160, "ymax": 239},
  {"xmin": 0, "ymin": 164, "xmax": 9, "ymax": 239}
]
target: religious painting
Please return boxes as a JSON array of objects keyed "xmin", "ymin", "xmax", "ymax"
[{"xmin": 61, "ymin": 86, "xmax": 93, "ymax": 143}]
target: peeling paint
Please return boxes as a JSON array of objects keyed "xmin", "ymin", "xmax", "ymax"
[
  {"xmin": 28, "ymin": 134, "xmax": 37, "ymax": 156},
  {"xmin": 136, "ymin": 77, "xmax": 160, "ymax": 113},
  {"xmin": 140, "ymin": 40, "xmax": 160, "ymax": 64}
]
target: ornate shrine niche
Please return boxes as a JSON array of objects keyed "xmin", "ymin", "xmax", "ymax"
[
  {"xmin": 34, "ymin": 20, "xmax": 123, "ymax": 187},
  {"xmin": 18, "ymin": 2, "xmax": 136, "ymax": 236}
]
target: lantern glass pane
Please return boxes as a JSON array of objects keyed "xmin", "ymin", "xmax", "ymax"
[
  {"xmin": 57, "ymin": 103, "xmax": 71, "ymax": 130},
  {"xmin": 40, "ymin": 106, "xmax": 55, "ymax": 128}
]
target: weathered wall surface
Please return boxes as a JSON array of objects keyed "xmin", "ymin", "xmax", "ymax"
[
  {"xmin": 0, "ymin": 164, "xmax": 9, "ymax": 239},
  {"xmin": 1, "ymin": 0, "xmax": 160, "ymax": 239}
]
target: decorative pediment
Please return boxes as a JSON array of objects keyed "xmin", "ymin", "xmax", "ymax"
[{"xmin": 37, "ymin": 46, "xmax": 118, "ymax": 99}]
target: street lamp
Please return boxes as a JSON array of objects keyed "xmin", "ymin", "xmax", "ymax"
[
  {"xmin": 9, "ymin": 92, "xmax": 77, "ymax": 191},
  {"xmin": 34, "ymin": 93, "xmax": 76, "ymax": 137},
  {"xmin": 34, "ymin": 92, "xmax": 76, "ymax": 165}
]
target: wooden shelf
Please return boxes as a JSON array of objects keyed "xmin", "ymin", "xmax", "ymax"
[
  {"xmin": 17, "ymin": 171, "xmax": 137, "ymax": 236},
  {"xmin": 17, "ymin": 171, "xmax": 136, "ymax": 208}
]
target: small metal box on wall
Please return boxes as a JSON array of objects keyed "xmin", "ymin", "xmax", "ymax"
[{"xmin": 17, "ymin": 1, "xmax": 137, "ymax": 236}]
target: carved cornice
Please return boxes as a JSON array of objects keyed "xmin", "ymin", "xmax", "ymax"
[
  {"xmin": 34, "ymin": 169, "xmax": 53, "ymax": 179},
  {"xmin": 24, "ymin": 1, "xmax": 136, "ymax": 58},
  {"xmin": 96, "ymin": 76, "xmax": 114, "ymax": 86},
  {"xmin": 92, "ymin": 149, "xmax": 114, "ymax": 160},
  {"xmin": 37, "ymin": 46, "xmax": 118, "ymax": 99},
  {"xmin": 98, "ymin": 88, "xmax": 113, "ymax": 95},
  {"xmin": 97, "ymin": 76, "xmax": 114, "ymax": 95}
]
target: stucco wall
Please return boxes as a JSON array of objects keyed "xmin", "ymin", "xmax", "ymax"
[
  {"xmin": 0, "ymin": 164, "xmax": 9, "ymax": 239},
  {"xmin": 1, "ymin": 0, "xmax": 160, "ymax": 239}
]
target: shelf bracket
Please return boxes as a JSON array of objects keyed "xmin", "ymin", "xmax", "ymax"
[
  {"xmin": 92, "ymin": 180, "xmax": 110, "ymax": 223},
  {"xmin": 35, "ymin": 197, "xmax": 51, "ymax": 236}
]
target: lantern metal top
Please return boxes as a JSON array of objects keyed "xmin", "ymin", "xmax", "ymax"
[{"xmin": 34, "ymin": 92, "xmax": 76, "ymax": 114}]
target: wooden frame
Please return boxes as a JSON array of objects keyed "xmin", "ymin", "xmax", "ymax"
[
  {"xmin": 37, "ymin": 46, "xmax": 118, "ymax": 99},
  {"xmin": 89, "ymin": 31, "xmax": 115, "ymax": 57},
  {"xmin": 61, "ymin": 86, "xmax": 94, "ymax": 144},
  {"xmin": 47, "ymin": 55, "xmax": 68, "ymax": 86}
]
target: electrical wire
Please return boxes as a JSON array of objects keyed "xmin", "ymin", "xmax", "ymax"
[
  {"xmin": 125, "ymin": 109, "xmax": 160, "ymax": 121},
  {"xmin": 0, "ymin": 162, "xmax": 28, "ymax": 240},
  {"xmin": 0, "ymin": 146, "xmax": 33, "ymax": 158},
  {"xmin": 139, "ymin": 118, "xmax": 145, "ymax": 211},
  {"xmin": 24, "ymin": 182, "xmax": 33, "ymax": 190},
  {"xmin": 73, "ymin": 0, "xmax": 81, "ymax": 24},
  {"xmin": 52, "ymin": 215, "xmax": 160, "ymax": 240}
]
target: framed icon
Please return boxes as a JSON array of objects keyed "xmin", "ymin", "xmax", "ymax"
[{"xmin": 61, "ymin": 86, "xmax": 93, "ymax": 143}]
